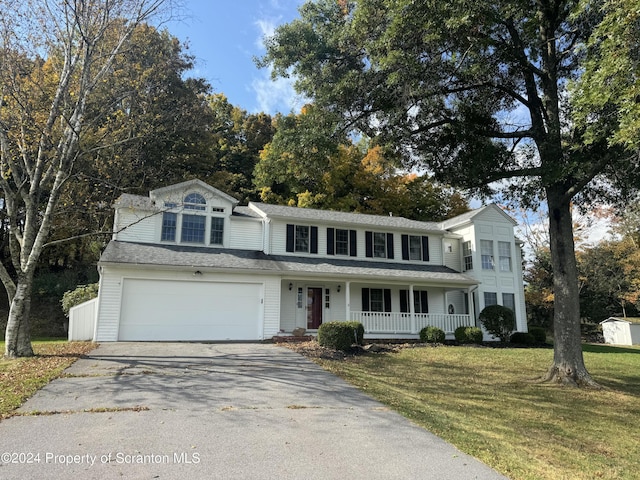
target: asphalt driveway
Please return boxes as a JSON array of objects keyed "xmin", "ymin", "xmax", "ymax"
[{"xmin": 0, "ymin": 343, "xmax": 508, "ymax": 479}]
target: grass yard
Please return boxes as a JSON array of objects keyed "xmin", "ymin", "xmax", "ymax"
[
  {"xmin": 316, "ymin": 344, "xmax": 640, "ymax": 480},
  {"xmin": 0, "ymin": 340, "xmax": 96, "ymax": 419}
]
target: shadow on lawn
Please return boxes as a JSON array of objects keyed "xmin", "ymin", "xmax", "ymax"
[{"xmin": 583, "ymin": 343, "xmax": 640, "ymax": 355}]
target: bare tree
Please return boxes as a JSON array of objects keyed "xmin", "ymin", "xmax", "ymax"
[{"xmin": 0, "ymin": 0, "xmax": 172, "ymax": 357}]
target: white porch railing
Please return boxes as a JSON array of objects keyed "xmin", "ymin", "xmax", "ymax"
[{"xmin": 350, "ymin": 311, "xmax": 473, "ymax": 335}]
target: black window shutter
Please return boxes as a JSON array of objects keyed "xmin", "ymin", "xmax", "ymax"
[
  {"xmin": 387, "ymin": 233, "xmax": 394, "ymax": 259},
  {"xmin": 401, "ymin": 235, "xmax": 409, "ymax": 260},
  {"xmin": 361, "ymin": 288, "xmax": 370, "ymax": 311},
  {"xmin": 383, "ymin": 289, "xmax": 392, "ymax": 312},
  {"xmin": 365, "ymin": 231, "xmax": 373, "ymax": 258},
  {"xmin": 327, "ymin": 228, "xmax": 335, "ymax": 255},
  {"xmin": 349, "ymin": 230, "xmax": 357, "ymax": 257},
  {"xmin": 310, "ymin": 226, "xmax": 318, "ymax": 254},
  {"xmin": 400, "ymin": 290, "xmax": 408, "ymax": 313},
  {"xmin": 421, "ymin": 291, "xmax": 429, "ymax": 313},
  {"xmin": 422, "ymin": 236, "xmax": 430, "ymax": 261},
  {"xmin": 286, "ymin": 224, "xmax": 294, "ymax": 252}
]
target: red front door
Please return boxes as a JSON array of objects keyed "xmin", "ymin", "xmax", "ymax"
[{"xmin": 307, "ymin": 287, "xmax": 323, "ymax": 329}]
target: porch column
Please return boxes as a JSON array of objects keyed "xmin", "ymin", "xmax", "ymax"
[
  {"xmin": 410, "ymin": 284, "xmax": 416, "ymax": 334},
  {"xmin": 468, "ymin": 286, "xmax": 477, "ymax": 325},
  {"xmin": 345, "ymin": 281, "xmax": 351, "ymax": 321}
]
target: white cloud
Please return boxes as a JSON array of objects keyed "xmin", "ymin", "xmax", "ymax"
[
  {"xmin": 251, "ymin": 71, "xmax": 307, "ymax": 114},
  {"xmin": 251, "ymin": 14, "xmax": 309, "ymax": 114},
  {"xmin": 254, "ymin": 18, "xmax": 277, "ymax": 50}
]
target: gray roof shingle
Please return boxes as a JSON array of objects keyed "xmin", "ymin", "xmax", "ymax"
[
  {"xmin": 249, "ymin": 202, "xmax": 443, "ymax": 232},
  {"xmin": 100, "ymin": 241, "xmax": 478, "ymax": 285}
]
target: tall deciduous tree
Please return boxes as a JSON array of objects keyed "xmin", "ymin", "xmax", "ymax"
[
  {"xmin": 45, "ymin": 23, "xmax": 214, "ymax": 270},
  {"xmin": 255, "ymin": 107, "xmax": 468, "ymax": 220},
  {"xmin": 0, "ymin": 0, "xmax": 171, "ymax": 358},
  {"xmin": 260, "ymin": 0, "xmax": 640, "ymax": 386}
]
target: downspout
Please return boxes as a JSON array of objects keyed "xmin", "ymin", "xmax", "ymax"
[
  {"xmin": 263, "ymin": 217, "xmax": 271, "ymax": 255},
  {"xmin": 93, "ymin": 266, "xmax": 105, "ymax": 341}
]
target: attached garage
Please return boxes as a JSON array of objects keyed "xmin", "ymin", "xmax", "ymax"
[{"xmin": 118, "ymin": 278, "xmax": 263, "ymax": 341}]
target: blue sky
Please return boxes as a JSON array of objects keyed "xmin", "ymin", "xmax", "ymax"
[{"xmin": 163, "ymin": 0, "xmax": 306, "ymax": 115}]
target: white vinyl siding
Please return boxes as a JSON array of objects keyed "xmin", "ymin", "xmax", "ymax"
[
  {"xmin": 115, "ymin": 209, "xmax": 158, "ymax": 243},
  {"xmin": 229, "ymin": 218, "xmax": 262, "ymax": 250}
]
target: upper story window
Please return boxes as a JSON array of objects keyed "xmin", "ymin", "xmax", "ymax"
[
  {"xmin": 401, "ymin": 234, "xmax": 429, "ymax": 262},
  {"xmin": 286, "ymin": 224, "xmax": 318, "ymax": 254},
  {"xmin": 160, "ymin": 193, "xmax": 225, "ymax": 246},
  {"xmin": 498, "ymin": 241, "xmax": 512, "ymax": 272},
  {"xmin": 463, "ymin": 241, "xmax": 473, "ymax": 271},
  {"xmin": 327, "ymin": 228, "xmax": 357, "ymax": 256},
  {"xmin": 210, "ymin": 217, "xmax": 224, "ymax": 245},
  {"xmin": 365, "ymin": 231, "xmax": 394, "ymax": 259},
  {"xmin": 184, "ymin": 193, "xmax": 206, "ymax": 210},
  {"xmin": 481, "ymin": 240, "xmax": 494, "ymax": 270},
  {"xmin": 181, "ymin": 214, "xmax": 206, "ymax": 243},
  {"xmin": 161, "ymin": 211, "xmax": 177, "ymax": 241},
  {"xmin": 295, "ymin": 225, "xmax": 309, "ymax": 252},
  {"xmin": 336, "ymin": 229, "xmax": 349, "ymax": 255}
]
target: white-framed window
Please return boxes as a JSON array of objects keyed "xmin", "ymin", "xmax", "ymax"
[
  {"xmin": 295, "ymin": 225, "xmax": 310, "ymax": 252},
  {"xmin": 160, "ymin": 193, "xmax": 226, "ymax": 246},
  {"xmin": 184, "ymin": 193, "xmax": 206, "ymax": 211},
  {"xmin": 161, "ymin": 211, "xmax": 177, "ymax": 241},
  {"xmin": 370, "ymin": 288, "xmax": 384, "ymax": 311},
  {"xmin": 325, "ymin": 288, "xmax": 330, "ymax": 309},
  {"xmin": 484, "ymin": 292, "xmax": 498, "ymax": 307},
  {"xmin": 409, "ymin": 235, "xmax": 423, "ymax": 260},
  {"xmin": 481, "ymin": 240, "xmax": 494, "ymax": 270},
  {"xmin": 463, "ymin": 241, "xmax": 473, "ymax": 271},
  {"xmin": 335, "ymin": 229, "xmax": 349, "ymax": 255},
  {"xmin": 498, "ymin": 241, "xmax": 512, "ymax": 272},
  {"xmin": 502, "ymin": 293, "xmax": 516, "ymax": 312},
  {"xmin": 210, "ymin": 217, "xmax": 224, "ymax": 245},
  {"xmin": 362, "ymin": 287, "xmax": 391, "ymax": 312},
  {"xmin": 373, "ymin": 232, "xmax": 387, "ymax": 258},
  {"xmin": 181, "ymin": 214, "xmax": 206, "ymax": 243},
  {"xmin": 400, "ymin": 290, "xmax": 428, "ymax": 313}
]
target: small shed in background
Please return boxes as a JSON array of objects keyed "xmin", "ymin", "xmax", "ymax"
[
  {"xmin": 600, "ymin": 317, "xmax": 640, "ymax": 346},
  {"xmin": 68, "ymin": 298, "xmax": 98, "ymax": 341}
]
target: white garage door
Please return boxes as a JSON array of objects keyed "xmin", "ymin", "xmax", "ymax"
[{"xmin": 119, "ymin": 279, "xmax": 263, "ymax": 341}]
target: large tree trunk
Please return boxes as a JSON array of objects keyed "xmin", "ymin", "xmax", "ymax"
[
  {"xmin": 4, "ymin": 273, "xmax": 35, "ymax": 358},
  {"xmin": 542, "ymin": 188, "xmax": 600, "ymax": 388}
]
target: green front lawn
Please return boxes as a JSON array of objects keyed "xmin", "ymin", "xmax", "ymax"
[
  {"xmin": 317, "ymin": 344, "xmax": 640, "ymax": 480},
  {"xmin": 0, "ymin": 340, "xmax": 96, "ymax": 419}
]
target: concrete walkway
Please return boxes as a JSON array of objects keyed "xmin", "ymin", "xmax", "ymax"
[{"xmin": 0, "ymin": 343, "xmax": 508, "ymax": 479}]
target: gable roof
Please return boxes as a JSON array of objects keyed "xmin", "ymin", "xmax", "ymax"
[
  {"xmin": 150, "ymin": 179, "xmax": 239, "ymax": 205},
  {"xmin": 113, "ymin": 193, "xmax": 157, "ymax": 210},
  {"xmin": 249, "ymin": 202, "xmax": 443, "ymax": 232},
  {"xmin": 100, "ymin": 241, "xmax": 478, "ymax": 285},
  {"xmin": 601, "ymin": 317, "xmax": 640, "ymax": 325},
  {"xmin": 440, "ymin": 204, "xmax": 517, "ymax": 229}
]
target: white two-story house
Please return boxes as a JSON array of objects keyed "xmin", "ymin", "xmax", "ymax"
[{"xmin": 91, "ymin": 179, "xmax": 527, "ymax": 342}]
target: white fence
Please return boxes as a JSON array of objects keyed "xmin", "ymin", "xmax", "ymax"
[
  {"xmin": 68, "ymin": 298, "xmax": 97, "ymax": 341},
  {"xmin": 350, "ymin": 311, "xmax": 473, "ymax": 335}
]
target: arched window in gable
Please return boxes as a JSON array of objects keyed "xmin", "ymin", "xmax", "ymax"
[{"xmin": 184, "ymin": 192, "xmax": 206, "ymax": 210}]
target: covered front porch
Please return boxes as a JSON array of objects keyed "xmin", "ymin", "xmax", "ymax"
[{"xmin": 279, "ymin": 278, "xmax": 478, "ymax": 339}]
